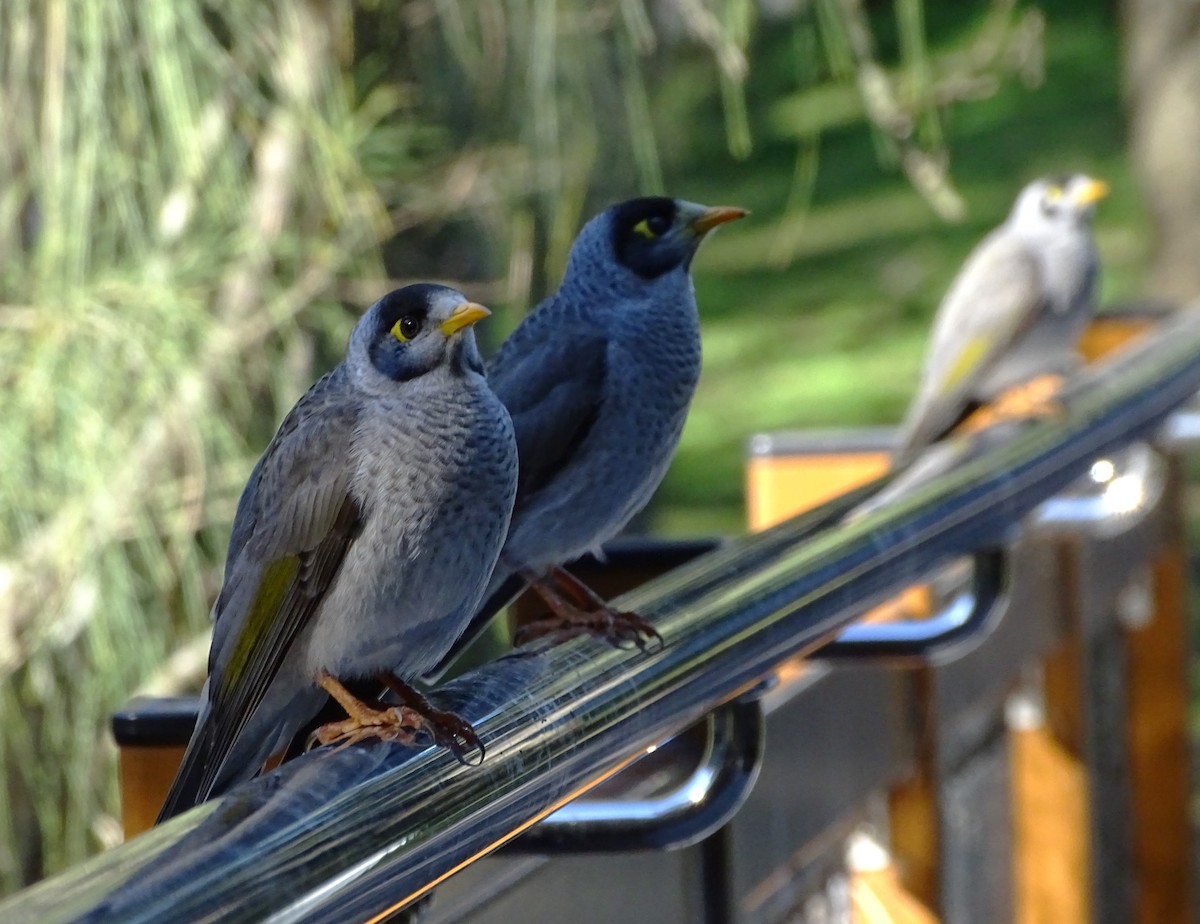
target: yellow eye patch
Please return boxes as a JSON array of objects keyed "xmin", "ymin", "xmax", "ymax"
[
  {"xmin": 391, "ymin": 316, "xmax": 421, "ymax": 342},
  {"xmin": 632, "ymin": 218, "xmax": 658, "ymax": 239},
  {"xmin": 1045, "ymin": 186, "xmax": 1063, "ymax": 203}
]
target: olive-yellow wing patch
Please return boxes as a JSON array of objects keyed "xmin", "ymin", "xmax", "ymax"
[
  {"xmin": 157, "ymin": 494, "xmax": 362, "ymax": 820},
  {"xmin": 937, "ymin": 335, "xmax": 992, "ymax": 397}
]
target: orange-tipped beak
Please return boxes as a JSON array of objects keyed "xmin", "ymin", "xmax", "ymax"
[
  {"xmin": 440, "ymin": 302, "xmax": 491, "ymax": 336},
  {"xmin": 689, "ymin": 205, "xmax": 749, "ymax": 235}
]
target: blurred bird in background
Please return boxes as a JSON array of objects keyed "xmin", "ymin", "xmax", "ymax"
[
  {"xmin": 892, "ymin": 174, "xmax": 1108, "ymax": 467},
  {"xmin": 157, "ymin": 284, "xmax": 517, "ymax": 822},
  {"xmin": 844, "ymin": 175, "xmax": 1108, "ymax": 522}
]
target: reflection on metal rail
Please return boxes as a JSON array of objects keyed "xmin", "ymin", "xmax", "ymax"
[
  {"xmin": 6, "ymin": 309, "xmax": 1200, "ymax": 924},
  {"xmin": 818, "ymin": 549, "xmax": 1006, "ymax": 663},
  {"xmin": 505, "ymin": 697, "xmax": 764, "ymax": 854}
]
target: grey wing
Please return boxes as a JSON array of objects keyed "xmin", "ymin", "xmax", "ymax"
[
  {"xmin": 894, "ymin": 233, "xmax": 1045, "ymax": 462},
  {"xmin": 212, "ymin": 453, "xmax": 265, "ymax": 618},
  {"xmin": 489, "ymin": 326, "xmax": 609, "ymax": 504},
  {"xmin": 210, "ymin": 371, "xmax": 361, "ymax": 666},
  {"xmin": 158, "ymin": 371, "xmax": 362, "ymax": 819}
]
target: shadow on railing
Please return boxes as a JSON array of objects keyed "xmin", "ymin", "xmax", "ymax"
[{"xmin": 6, "ymin": 308, "xmax": 1200, "ymax": 923}]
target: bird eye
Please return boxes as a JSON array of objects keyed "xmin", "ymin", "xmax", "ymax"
[
  {"xmin": 1039, "ymin": 186, "xmax": 1064, "ymax": 217},
  {"xmin": 391, "ymin": 315, "xmax": 423, "ymax": 342},
  {"xmin": 633, "ymin": 214, "xmax": 671, "ymax": 239}
]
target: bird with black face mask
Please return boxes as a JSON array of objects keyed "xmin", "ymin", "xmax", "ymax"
[
  {"xmin": 157, "ymin": 284, "xmax": 517, "ymax": 822},
  {"xmin": 893, "ymin": 174, "xmax": 1108, "ymax": 465},
  {"xmin": 426, "ymin": 197, "xmax": 746, "ymax": 677}
]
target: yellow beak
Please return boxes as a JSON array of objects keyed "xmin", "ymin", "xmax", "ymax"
[
  {"xmin": 1073, "ymin": 178, "xmax": 1109, "ymax": 206},
  {"xmin": 440, "ymin": 302, "xmax": 491, "ymax": 336},
  {"xmin": 688, "ymin": 205, "xmax": 749, "ymax": 235}
]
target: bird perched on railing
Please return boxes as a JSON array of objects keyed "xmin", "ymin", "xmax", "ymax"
[
  {"xmin": 157, "ymin": 284, "xmax": 517, "ymax": 822},
  {"xmin": 425, "ymin": 197, "xmax": 746, "ymax": 678},
  {"xmin": 892, "ymin": 174, "xmax": 1109, "ymax": 467}
]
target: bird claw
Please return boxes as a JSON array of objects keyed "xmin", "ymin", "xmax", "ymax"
[
  {"xmin": 305, "ymin": 702, "xmax": 484, "ymax": 766},
  {"xmin": 425, "ymin": 710, "xmax": 486, "ymax": 767},
  {"xmin": 306, "ymin": 704, "xmax": 424, "ymax": 753},
  {"xmin": 606, "ymin": 609, "xmax": 665, "ymax": 654},
  {"xmin": 514, "ymin": 604, "xmax": 664, "ymax": 655}
]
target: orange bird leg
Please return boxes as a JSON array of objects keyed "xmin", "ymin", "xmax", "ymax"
[
  {"xmin": 957, "ymin": 373, "xmax": 1067, "ymax": 436},
  {"xmin": 308, "ymin": 670, "xmax": 428, "ymax": 753}
]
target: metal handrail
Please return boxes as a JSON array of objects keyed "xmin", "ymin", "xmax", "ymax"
[
  {"xmin": 1034, "ymin": 441, "xmax": 1166, "ymax": 536},
  {"xmin": 505, "ymin": 696, "xmax": 764, "ymax": 854},
  {"xmin": 6, "ymin": 308, "xmax": 1200, "ymax": 924},
  {"xmin": 818, "ymin": 548, "xmax": 1007, "ymax": 663}
]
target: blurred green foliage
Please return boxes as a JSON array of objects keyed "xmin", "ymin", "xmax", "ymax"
[
  {"xmin": 0, "ymin": 0, "xmax": 1138, "ymax": 892},
  {"xmin": 0, "ymin": 0, "xmax": 390, "ymax": 886}
]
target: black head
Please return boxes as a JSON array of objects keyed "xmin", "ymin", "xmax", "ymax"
[
  {"xmin": 607, "ymin": 197, "xmax": 747, "ymax": 280},
  {"xmin": 363, "ymin": 284, "xmax": 489, "ymax": 382},
  {"xmin": 609, "ymin": 197, "xmax": 688, "ymax": 280}
]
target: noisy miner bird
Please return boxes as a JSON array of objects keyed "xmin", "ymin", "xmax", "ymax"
[
  {"xmin": 892, "ymin": 174, "xmax": 1108, "ymax": 466},
  {"xmin": 157, "ymin": 284, "xmax": 518, "ymax": 822},
  {"xmin": 425, "ymin": 196, "xmax": 746, "ymax": 678}
]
